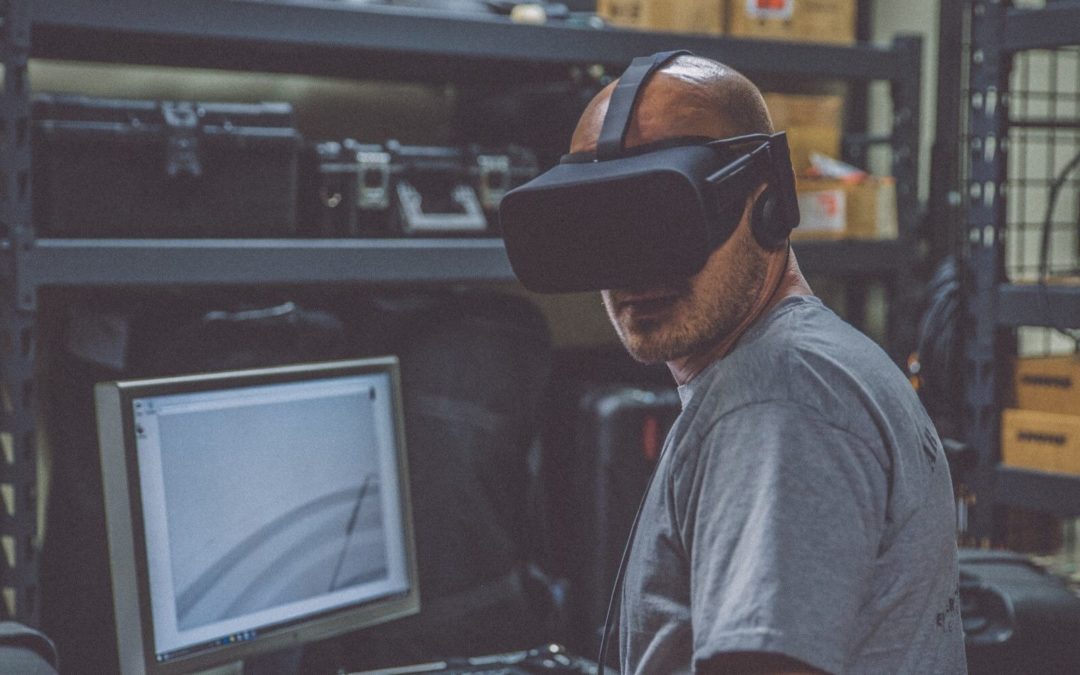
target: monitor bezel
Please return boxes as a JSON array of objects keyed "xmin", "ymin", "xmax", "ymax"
[{"xmin": 95, "ymin": 357, "xmax": 420, "ymax": 675}]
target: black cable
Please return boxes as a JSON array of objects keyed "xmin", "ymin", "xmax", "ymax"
[
  {"xmin": 594, "ymin": 454, "xmax": 662, "ymax": 674},
  {"xmin": 913, "ymin": 255, "xmax": 961, "ymax": 424},
  {"xmin": 1037, "ymin": 149, "xmax": 1080, "ymax": 343}
]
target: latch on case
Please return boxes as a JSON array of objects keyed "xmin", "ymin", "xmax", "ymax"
[
  {"xmin": 356, "ymin": 150, "xmax": 393, "ymax": 210},
  {"xmin": 161, "ymin": 102, "xmax": 202, "ymax": 178},
  {"xmin": 476, "ymin": 154, "xmax": 512, "ymax": 210}
]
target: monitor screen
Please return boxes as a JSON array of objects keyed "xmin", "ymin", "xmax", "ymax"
[{"xmin": 95, "ymin": 357, "xmax": 419, "ymax": 675}]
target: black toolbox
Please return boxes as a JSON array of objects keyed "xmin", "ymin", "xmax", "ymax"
[
  {"xmin": 32, "ymin": 94, "xmax": 301, "ymax": 238},
  {"xmin": 300, "ymin": 139, "xmax": 537, "ymax": 237}
]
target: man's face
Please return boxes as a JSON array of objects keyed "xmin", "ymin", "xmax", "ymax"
[
  {"xmin": 574, "ymin": 69, "xmax": 774, "ymax": 365},
  {"xmin": 601, "ymin": 200, "xmax": 767, "ymax": 364}
]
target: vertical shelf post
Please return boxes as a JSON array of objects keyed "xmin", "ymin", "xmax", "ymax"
[
  {"xmin": 962, "ymin": 0, "xmax": 1010, "ymax": 544},
  {"xmin": 887, "ymin": 35, "xmax": 923, "ymax": 360},
  {"xmin": 0, "ymin": 0, "xmax": 39, "ymax": 624}
]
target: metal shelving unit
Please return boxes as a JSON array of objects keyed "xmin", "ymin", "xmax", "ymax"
[
  {"xmin": 3, "ymin": 238, "xmax": 915, "ymax": 309},
  {"xmin": 0, "ymin": 1, "xmax": 923, "ymax": 624},
  {"xmin": 997, "ymin": 283, "xmax": 1080, "ymax": 329},
  {"xmin": 995, "ymin": 467, "xmax": 1080, "ymax": 519},
  {"xmin": 30, "ymin": 0, "xmax": 911, "ymax": 83},
  {"xmin": 963, "ymin": 0, "xmax": 1080, "ymax": 542}
]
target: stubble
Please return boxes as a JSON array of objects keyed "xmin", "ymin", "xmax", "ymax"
[{"xmin": 603, "ymin": 232, "xmax": 767, "ymax": 364}]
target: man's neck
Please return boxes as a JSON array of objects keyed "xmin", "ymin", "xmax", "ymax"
[{"xmin": 666, "ymin": 247, "xmax": 812, "ymax": 386}]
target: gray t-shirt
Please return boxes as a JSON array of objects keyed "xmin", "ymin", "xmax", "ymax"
[{"xmin": 619, "ymin": 296, "xmax": 966, "ymax": 674}]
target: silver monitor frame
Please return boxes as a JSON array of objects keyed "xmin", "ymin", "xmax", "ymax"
[{"xmin": 95, "ymin": 357, "xmax": 420, "ymax": 675}]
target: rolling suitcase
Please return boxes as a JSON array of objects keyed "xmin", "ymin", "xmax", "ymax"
[{"xmin": 566, "ymin": 385, "xmax": 681, "ymax": 653}]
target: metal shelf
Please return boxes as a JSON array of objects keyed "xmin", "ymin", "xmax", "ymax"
[
  {"xmin": 0, "ymin": 0, "xmax": 926, "ymax": 629},
  {"xmin": 4, "ymin": 237, "xmax": 907, "ymax": 298},
  {"xmin": 1006, "ymin": 4, "xmax": 1080, "ymax": 53},
  {"xmin": 793, "ymin": 239, "xmax": 909, "ymax": 277},
  {"xmin": 31, "ymin": 0, "xmax": 910, "ymax": 83},
  {"xmin": 995, "ymin": 467, "xmax": 1080, "ymax": 519},
  {"xmin": 996, "ymin": 283, "xmax": 1080, "ymax": 328},
  {"xmin": 12, "ymin": 238, "xmax": 514, "ymax": 294}
]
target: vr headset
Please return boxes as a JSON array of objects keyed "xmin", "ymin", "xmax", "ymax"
[{"xmin": 499, "ymin": 50, "xmax": 800, "ymax": 294}]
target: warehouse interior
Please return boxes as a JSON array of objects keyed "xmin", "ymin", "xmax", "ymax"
[{"xmin": 1, "ymin": 1, "xmax": 1079, "ymax": 673}]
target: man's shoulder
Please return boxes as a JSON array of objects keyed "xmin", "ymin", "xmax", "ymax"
[
  {"xmin": 695, "ymin": 296, "xmax": 894, "ymax": 397},
  {"xmin": 682, "ymin": 296, "xmax": 924, "ymax": 446}
]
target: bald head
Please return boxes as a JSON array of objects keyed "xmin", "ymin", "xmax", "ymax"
[{"xmin": 570, "ymin": 55, "xmax": 773, "ymax": 154}]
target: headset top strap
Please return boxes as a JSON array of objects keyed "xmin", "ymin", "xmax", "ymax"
[{"xmin": 596, "ymin": 50, "xmax": 692, "ymax": 161}]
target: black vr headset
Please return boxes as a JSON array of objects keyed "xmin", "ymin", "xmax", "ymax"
[{"xmin": 499, "ymin": 50, "xmax": 800, "ymax": 294}]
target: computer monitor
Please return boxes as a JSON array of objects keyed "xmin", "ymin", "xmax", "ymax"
[{"xmin": 94, "ymin": 357, "xmax": 420, "ymax": 675}]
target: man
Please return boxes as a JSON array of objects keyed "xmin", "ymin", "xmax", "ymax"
[{"xmin": 574, "ymin": 56, "xmax": 966, "ymax": 673}]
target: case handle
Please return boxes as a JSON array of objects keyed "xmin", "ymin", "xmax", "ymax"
[{"xmin": 396, "ymin": 182, "xmax": 487, "ymax": 234}]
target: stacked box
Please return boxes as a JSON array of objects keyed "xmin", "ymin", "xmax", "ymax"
[
  {"xmin": 727, "ymin": 0, "xmax": 856, "ymax": 45},
  {"xmin": 597, "ymin": 0, "xmax": 726, "ymax": 35},
  {"xmin": 792, "ymin": 176, "xmax": 898, "ymax": 240},
  {"xmin": 1013, "ymin": 355, "xmax": 1080, "ymax": 414},
  {"xmin": 767, "ymin": 94, "xmax": 895, "ymax": 241},
  {"xmin": 763, "ymin": 93, "xmax": 843, "ymax": 175},
  {"xmin": 1002, "ymin": 356, "xmax": 1080, "ymax": 475},
  {"xmin": 1001, "ymin": 409, "xmax": 1080, "ymax": 476}
]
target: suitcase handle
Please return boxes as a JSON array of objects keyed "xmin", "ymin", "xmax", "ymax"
[{"xmin": 396, "ymin": 182, "xmax": 488, "ymax": 234}]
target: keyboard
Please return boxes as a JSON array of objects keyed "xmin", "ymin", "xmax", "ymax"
[{"xmin": 349, "ymin": 643, "xmax": 601, "ymax": 674}]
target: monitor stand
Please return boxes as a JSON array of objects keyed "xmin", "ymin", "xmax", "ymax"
[
  {"xmin": 182, "ymin": 648, "xmax": 306, "ymax": 675},
  {"xmin": 194, "ymin": 663, "xmax": 242, "ymax": 675}
]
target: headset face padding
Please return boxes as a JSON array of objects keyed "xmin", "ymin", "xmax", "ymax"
[{"xmin": 498, "ymin": 50, "xmax": 800, "ymax": 294}]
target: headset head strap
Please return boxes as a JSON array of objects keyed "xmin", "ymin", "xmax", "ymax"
[{"xmin": 596, "ymin": 50, "xmax": 693, "ymax": 161}]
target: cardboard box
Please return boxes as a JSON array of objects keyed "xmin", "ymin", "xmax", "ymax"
[
  {"xmin": 763, "ymin": 93, "xmax": 843, "ymax": 174},
  {"xmin": 792, "ymin": 176, "xmax": 898, "ymax": 240},
  {"xmin": 1001, "ymin": 408, "xmax": 1080, "ymax": 476},
  {"xmin": 728, "ymin": 0, "xmax": 856, "ymax": 45},
  {"xmin": 1014, "ymin": 355, "xmax": 1080, "ymax": 415},
  {"xmin": 598, "ymin": 0, "xmax": 726, "ymax": 35}
]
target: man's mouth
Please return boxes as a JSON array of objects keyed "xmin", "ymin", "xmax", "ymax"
[{"xmin": 616, "ymin": 291, "xmax": 682, "ymax": 317}]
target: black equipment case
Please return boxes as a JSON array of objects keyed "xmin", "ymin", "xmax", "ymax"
[
  {"xmin": 33, "ymin": 94, "xmax": 301, "ymax": 237},
  {"xmin": 300, "ymin": 139, "xmax": 537, "ymax": 237},
  {"xmin": 306, "ymin": 290, "xmax": 559, "ymax": 671},
  {"xmin": 959, "ymin": 549, "xmax": 1080, "ymax": 674},
  {"xmin": 565, "ymin": 385, "xmax": 681, "ymax": 652},
  {"xmin": 41, "ymin": 289, "xmax": 561, "ymax": 673},
  {"xmin": 0, "ymin": 623, "xmax": 59, "ymax": 675}
]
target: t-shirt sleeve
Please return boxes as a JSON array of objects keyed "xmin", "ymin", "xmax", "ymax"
[{"xmin": 676, "ymin": 400, "xmax": 889, "ymax": 675}]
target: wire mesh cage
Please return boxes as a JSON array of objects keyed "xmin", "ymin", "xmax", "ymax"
[
  {"xmin": 1006, "ymin": 47, "xmax": 1080, "ymax": 282},
  {"xmin": 1002, "ymin": 46, "xmax": 1080, "ymax": 355}
]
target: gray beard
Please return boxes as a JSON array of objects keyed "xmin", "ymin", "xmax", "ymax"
[{"xmin": 607, "ymin": 249, "xmax": 767, "ymax": 365}]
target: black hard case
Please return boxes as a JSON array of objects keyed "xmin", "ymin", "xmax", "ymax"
[
  {"xmin": 300, "ymin": 139, "xmax": 537, "ymax": 237},
  {"xmin": 960, "ymin": 550, "xmax": 1080, "ymax": 674},
  {"xmin": 32, "ymin": 94, "xmax": 301, "ymax": 237},
  {"xmin": 568, "ymin": 385, "xmax": 681, "ymax": 651}
]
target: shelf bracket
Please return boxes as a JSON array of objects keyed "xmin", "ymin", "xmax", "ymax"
[
  {"xmin": 0, "ymin": 0, "xmax": 40, "ymax": 626},
  {"xmin": 962, "ymin": 0, "xmax": 1011, "ymax": 544}
]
